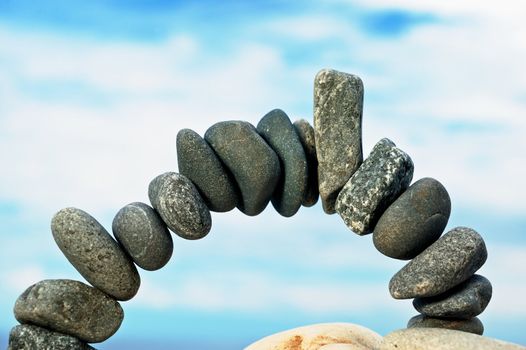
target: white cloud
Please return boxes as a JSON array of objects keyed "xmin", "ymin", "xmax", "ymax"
[{"xmin": 4, "ymin": 265, "xmax": 47, "ymax": 294}]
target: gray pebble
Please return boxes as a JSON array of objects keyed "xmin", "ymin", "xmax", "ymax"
[
  {"xmin": 335, "ymin": 138, "xmax": 414, "ymax": 235},
  {"xmin": 14, "ymin": 279, "xmax": 123, "ymax": 343},
  {"xmin": 8, "ymin": 325, "xmax": 95, "ymax": 350},
  {"xmin": 373, "ymin": 177, "xmax": 451, "ymax": 259},
  {"xmin": 314, "ymin": 69, "xmax": 363, "ymax": 214},
  {"xmin": 389, "ymin": 227, "xmax": 488, "ymax": 299},
  {"xmin": 407, "ymin": 315, "xmax": 484, "ymax": 335},
  {"xmin": 112, "ymin": 202, "xmax": 173, "ymax": 271},
  {"xmin": 205, "ymin": 120, "xmax": 281, "ymax": 216},
  {"xmin": 257, "ymin": 109, "xmax": 307, "ymax": 217},
  {"xmin": 293, "ymin": 118, "xmax": 319, "ymax": 207},
  {"xmin": 413, "ymin": 274, "xmax": 492, "ymax": 319},
  {"xmin": 51, "ymin": 208, "xmax": 140, "ymax": 301},
  {"xmin": 148, "ymin": 172, "xmax": 211, "ymax": 240},
  {"xmin": 177, "ymin": 128, "xmax": 239, "ymax": 212}
]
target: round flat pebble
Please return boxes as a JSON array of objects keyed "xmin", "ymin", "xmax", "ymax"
[
  {"xmin": 407, "ymin": 315, "xmax": 484, "ymax": 335},
  {"xmin": 14, "ymin": 279, "xmax": 124, "ymax": 343},
  {"xmin": 51, "ymin": 207, "xmax": 140, "ymax": 301},
  {"xmin": 9, "ymin": 324, "xmax": 95, "ymax": 350},
  {"xmin": 373, "ymin": 177, "xmax": 451, "ymax": 260},
  {"xmin": 293, "ymin": 118, "xmax": 319, "ymax": 207},
  {"xmin": 177, "ymin": 128, "xmax": 239, "ymax": 212},
  {"xmin": 112, "ymin": 202, "xmax": 173, "ymax": 271},
  {"xmin": 413, "ymin": 274, "xmax": 492, "ymax": 319},
  {"xmin": 205, "ymin": 120, "xmax": 281, "ymax": 216},
  {"xmin": 149, "ymin": 172, "xmax": 211, "ymax": 240},
  {"xmin": 257, "ymin": 109, "xmax": 307, "ymax": 217}
]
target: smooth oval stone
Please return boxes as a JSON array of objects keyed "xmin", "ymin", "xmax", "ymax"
[
  {"xmin": 14, "ymin": 279, "xmax": 124, "ymax": 343},
  {"xmin": 335, "ymin": 138, "xmax": 414, "ymax": 235},
  {"xmin": 257, "ymin": 109, "xmax": 307, "ymax": 217},
  {"xmin": 51, "ymin": 208, "xmax": 140, "ymax": 300},
  {"xmin": 314, "ymin": 69, "xmax": 364, "ymax": 214},
  {"xmin": 8, "ymin": 325, "xmax": 95, "ymax": 350},
  {"xmin": 112, "ymin": 202, "xmax": 173, "ymax": 271},
  {"xmin": 177, "ymin": 128, "xmax": 239, "ymax": 212},
  {"xmin": 389, "ymin": 227, "xmax": 488, "ymax": 299},
  {"xmin": 413, "ymin": 274, "xmax": 492, "ymax": 319},
  {"xmin": 149, "ymin": 172, "xmax": 211, "ymax": 240},
  {"xmin": 205, "ymin": 120, "xmax": 281, "ymax": 216},
  {"xmin": 407, "ymin": 315, "xmax": 484, "ymax": 335},
  {"xmin": 373, "ymin": 177, "xmax": 451, "ymax": 259},
  {"xmin": 293, "ymin": 118, "xmax": 319, "ymax": 207}
]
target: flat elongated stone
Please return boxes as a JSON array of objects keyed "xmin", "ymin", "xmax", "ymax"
[
  {"xmin": 335, "ymin": 138, "xmax": 414, "ymax": 235},
  {"xmin": 389, "ymin": 227, "xmax": 488, "ymax": 299},
  {"xmin": 14, "ymin": 279, "xmax": 123, "ymax": 343},
  {"xmin": 51, "ymin": 208, "xmax": 140, "ymax": 300},
  {"xmin": 314, "ymin": 69, "xmax": 363, "ymax": 214},
  {"xmin": 177, "ymin": 128, "xmax": 239, "ymax": 212},
  {"xmin": 373, "ymin": 177, "xmax": 451, "ymax": 259},
  {"xmin": 293, "ymin": 119, "xmax": 319, "ymax": 207},
  {"xmin": 149, "ymin": 172, "xmax": 211, "ymax": 240},
  {"xmin": 205, "ymin": 121, "xmax": 281, "ymax": 216},
  {"xmin": 112, "ymin": 202, "xmax": 173, "ymax": 271},
  {"xmin": 257, "ymin": 109, "xmax": 307, "ymax": 217},
  {"xmin": 407, "ymin": 315, "xmax": 484, "ymax": 335},
  {"xmin": 413, "ymin": 274, "xmax": 492, "ymax": 319},
  {"xmin": 8, "ymin": 325, "xmax": 95, "ymax": 350}
]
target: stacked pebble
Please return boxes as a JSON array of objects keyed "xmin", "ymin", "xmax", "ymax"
[{"xmin": 7, "ymin": 68, "xmax": 492, "ymax": 349}]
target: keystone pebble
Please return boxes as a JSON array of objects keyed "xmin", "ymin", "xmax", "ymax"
[
  {"xmin": 407, "ymin": 315, "xmax": 484, "ymax": 335},
  {"xmin": 293, "ymin": 118, "xmax": 319, "ymax": 207},
  {"xmin": 8, "ymin": 325, "xmax": 95, "ymax": 350}
]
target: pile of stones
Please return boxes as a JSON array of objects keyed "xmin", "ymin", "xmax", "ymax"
[{"xmin": 8, "ymin": 69, "xmax": 493, "ymax": 349}]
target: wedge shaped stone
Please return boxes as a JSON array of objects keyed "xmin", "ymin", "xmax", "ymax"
[
  {"xmin": 293, "ymin": 118, "xmax": 319, "ymax": 207},
  {"xmin": 407, "ymin": 315, "xmax": 484, "ymax": 335}
]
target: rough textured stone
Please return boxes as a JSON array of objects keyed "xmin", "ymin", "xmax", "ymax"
[
  {"xmin": 112, "ymin": 202, "xmax": 173, "ymax": 271},
  {"xmin": 293, "ymin": 118, "xmax": 319, "ymax": 207},
  {"xmin": 373, "ymin": 177, "xmax": 451, "ymax": 259},
  {"xmin": 335, "ymin": 138, "xmax": 414, "ymax": 235},
  {"xmin": 407, "ymin": 315, "xmax": 484, "ymax": 335},
  {"xmin": 148, "ymin": 172, "xmax": 211, "ymax": 240},
  {"xmin": 314, "ymin": 69, "xmax": 364, "ymax": 214},
  {"xmin": 8, "ymin": 324, "xmax": 95, "ymax": 350},
  {"xmin": 389, "ymin": 227, "xmax": 488, "ymax": 299},
  {"xmin": 205, "ymin": 120, "xmax": 281, "ymax": 216},
  {"xmin": 51, "ymin": 208, "xmax": 140, "ymax": 301},
  {"xmin": 257, "ymin": 109, "xmax": 307, "ymax": 217},
  {"xmin": 14, "ymin": 279, "xmax": 123, "ymax": 343},
  {"xmin": 413, "ymin": 274, "xmax": 492, "ymax": 319},
  {"xmin": 177, "ymin": 128, "xmax": 239, "ymax": 212}
]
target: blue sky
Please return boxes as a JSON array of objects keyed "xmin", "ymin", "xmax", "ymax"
[{"xmin": 1, "ymin": 0, "xmax": 526, "ymax": 349}]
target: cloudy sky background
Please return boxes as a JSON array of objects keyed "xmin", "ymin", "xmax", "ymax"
[{"xmin": 1, "ymin": 0, "xmax": 525, "ymax": 349}]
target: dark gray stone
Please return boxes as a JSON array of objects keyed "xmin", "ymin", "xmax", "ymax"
[
  {"xmin": 148, "ymin": 172, "xmax": 211, "ymax": 240},
  {"xmin": 314, "ymin": 69, "xmax": 363, "ymax": 214},
  {"xmin": 373, "ymin": 177, "xmax": 451, "ymax": 259},
  {"xmin": 335, "ymin": 138, "xmax": 414, "ymax": 235},
  {"xmin": 112, "ymin": 202, "xmax": 173, "ymax": 271},
  {"xmin": 407, "ymin": 315, "xmax": 484, "ymax": 335},
  {"xmin": 177, "ymin": 128, "xmax": 239, "ymax": 212},
  {"xmin": 257, "ymin": 109, "xmax": 307, "ymax": 217},
  {"xmin": 205, "ymin": 120, "xmax": 281, "ymax": 216},
  {"xmin": 51, "ymin": 208, "xmax": 140, "ymax": 301},
  {"xmin": 413, "ymin": 274, "xmax": 492, "ymax": 319},
  {"xmin": 14, "ymin": 279, "xmax": 123, "ymax": 343},
  {"xmin": 8, "ymin": 324, "xmax": 95, "ymax": 350},
  {"xmin": 389, "ymin": 227, "xmax": 488, "ymax": 299},
  {"xmin": 293, "ymin": 119, "xmax": 319, "ymax": 207}
]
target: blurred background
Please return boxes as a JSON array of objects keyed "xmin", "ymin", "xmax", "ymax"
[{"xmin": 1, "ymin": 0, "xmax": 525, "ymax": 349}]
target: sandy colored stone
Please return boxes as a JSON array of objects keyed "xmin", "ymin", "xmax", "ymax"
[
  {"xmin": 8, "ymin": 324, "xmax": 95, "ymax": 350},
  {"xmin": 293, "ymin": 118, "xmax": 319, "ymax": 207}
]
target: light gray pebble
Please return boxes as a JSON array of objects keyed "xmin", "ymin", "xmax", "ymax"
[
  {"xmin": 8, "ymin": 324, "xmax": 95, "ymax": 350},
  {"xmin": 407, "ymin": 315, "xmax": 484, "ymax": 335},
  {"xmin": 293, "ymin": 118, "xmax": 319, "ymax": 207}
]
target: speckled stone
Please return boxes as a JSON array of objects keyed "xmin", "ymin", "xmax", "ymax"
[
  {"xmin": 14, "ymin": 279, "xmax": 123, "ymax": 343},
  {"xmin": 257, "ymin": 109, "xmax": 307, "ymax": 217},
  {"xmin": 8, "ymin": 324, "xmax": 95, "ymax": 350},
  {"xmin": 413, "ymin": 274, "xmax": 492, "ymax": 319},
  {"xmin": 148, "ymin": 172, "xmax": 211, "ymax": 240},
  {"xmin": 51, "ymin": 208, "xmax": 140, "ymax": 301},
  {"xmin": 112, "ymin": 202, "xmax": 173, "ymax": 271},
  {"xmin": 335, "ymin": 138, "xmax": 414, "ymax": 235},
  {"xmin": 293, "ymin": 119, "xmax": 319, "ymax": 207},
  {"xmin": 389, "ymin": 227, "xmax": 488, "ymax": 299},
  {"xmin": 177, "ymin": 128, "xmax": 239, "ymax": 212},
  {"xmin": 314, "ymin": 69, "xmax": 363, "ymax": 214},
  {"xmin": 373, "ymin": 177, "xmax": 451, "ymax": 259},
  {"xmin": 205, "ymin": 120, "xmax": 281, "ymax": 216},
  {"xmin": 407, "ymin": 315, "xmax": 484, "ymax": 335}
]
